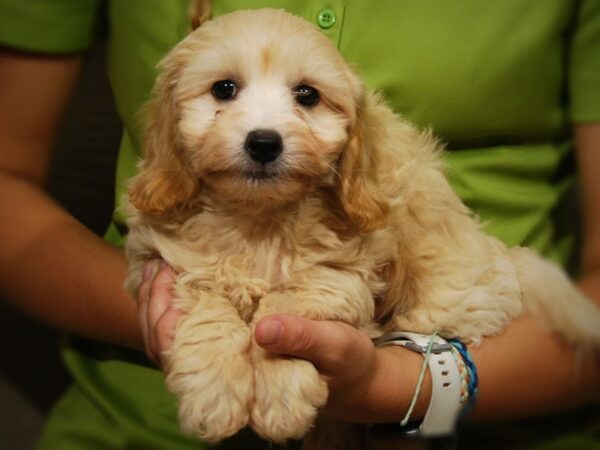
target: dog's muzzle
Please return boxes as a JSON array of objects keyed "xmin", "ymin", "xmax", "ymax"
[{"xmin": 244, "ymin": 129, "xmax": 283, "ymax": 165}]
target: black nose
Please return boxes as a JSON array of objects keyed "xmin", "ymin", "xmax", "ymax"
[{"xmin": 244, "ymin": 129, "xmax": 283, "ymax": 165}]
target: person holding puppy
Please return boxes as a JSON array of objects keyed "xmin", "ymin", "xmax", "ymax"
[{"xmin": 0, "ymin": 1, "xmax": 598, "ymax": 449}]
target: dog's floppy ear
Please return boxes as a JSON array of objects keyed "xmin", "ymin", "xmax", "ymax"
[
  {"xmin": 336, "ymin": 91, "xmax": 390, "ymax": 233},
  {"xmin": 128, "ymin": 58, "xmax": 199, "ymax": 217}
]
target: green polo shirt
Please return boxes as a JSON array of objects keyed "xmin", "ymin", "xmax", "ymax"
[{"xmin": 1, "ymin": 1, "xmax": 599, "ymax": 449}]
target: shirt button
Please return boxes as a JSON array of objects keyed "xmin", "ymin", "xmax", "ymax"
[{"xmin": 317, "ymin": 9, "xmax": 336, "ymax": 29}]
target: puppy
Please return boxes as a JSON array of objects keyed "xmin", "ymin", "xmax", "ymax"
[{"xmin": 124, "ymin": 8, "xmax": 600, "ymax": 448}]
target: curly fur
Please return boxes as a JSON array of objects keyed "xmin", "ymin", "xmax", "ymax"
[{"xmin": 124, "ymin": 8, "xmax": 600, "ymax": 448}]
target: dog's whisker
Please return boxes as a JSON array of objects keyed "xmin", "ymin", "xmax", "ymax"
[{"xmin": 326, "ymin": 162, "xmax": 341, "ymax": 178}]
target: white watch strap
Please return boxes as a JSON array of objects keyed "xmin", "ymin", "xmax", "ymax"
[{"xmin": 375, "ymin": 332, "xmax": 462, "ymax": 437}]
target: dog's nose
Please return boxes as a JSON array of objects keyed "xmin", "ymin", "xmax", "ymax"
[{"xmin": 244, "ymin": 129, "xmax": 283, "ymax": 165}]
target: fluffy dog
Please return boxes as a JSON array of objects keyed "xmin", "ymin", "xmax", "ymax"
[{"xmin": 124, "ymin": 8, "xmax": 600, "ymax": 448}]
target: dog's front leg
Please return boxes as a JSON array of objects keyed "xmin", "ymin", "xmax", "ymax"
[
  {"xmin": 248, "ymin": 292, "xmax": 328, "ymax": 443},
  {"xmin": 165, "ymin": 289, "xmax": 253, "ymax": 442},
  {"xmin": 249, "ymin": 281, "xmax": 373, "ymax": 444}
]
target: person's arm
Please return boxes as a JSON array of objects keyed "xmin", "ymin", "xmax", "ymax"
[
  {"xmin": 253, "ymin": 312, "xmax": 599, "ymax": 424},
  {"xmin": 0, "ymin": 49, "xmax": 142, "ymax": 350}
]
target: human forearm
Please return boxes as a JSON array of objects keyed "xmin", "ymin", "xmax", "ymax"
[
  {"xmin": 0, "ymin": 50, "xmax": 143, "ymax": 350},
  {"xmin": 252, "ymin": 310, "xmax": 599, "ymax": 425},
  {"xmin": 333, "ymin": 313, "xmax": 598, "ymax": 423},
  {"xmin": 0, "ymin": 172, "xmax": 142, "ymax": 350},
  {"xmin": 468, "ymin": 312, "xmax": 599, "ymax": 420}
]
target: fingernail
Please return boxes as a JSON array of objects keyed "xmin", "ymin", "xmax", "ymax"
[{"xmin": 257, "ymin": 319, "xmax": 283, "ymax": 345}]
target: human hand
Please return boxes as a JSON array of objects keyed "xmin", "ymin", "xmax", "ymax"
[
  {"xmin": 254, "ymin": 314, "xmax": 426, "ymax": 423},
  {"xmin": 138, "ymin": 259, "xmax": 182, "ymax": 367}
]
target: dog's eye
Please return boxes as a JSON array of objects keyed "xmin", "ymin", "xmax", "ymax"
[
  {"xmin": 293, "ymin": 85, "xmax": 319, "ymax": 107},
  {"xmin": 212, "ymin": 80, "xmax": 238, "ymax": 100}
]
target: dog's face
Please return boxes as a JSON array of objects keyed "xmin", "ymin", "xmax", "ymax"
[
  {"xmin": 130, "ymin": 9, "xmax": 388, "ymax": 230},
  {"xmin": 176, "ymin": 10, "xmax": 360, "ymax": 206}
]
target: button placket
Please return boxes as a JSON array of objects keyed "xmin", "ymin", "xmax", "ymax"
[{"xmin": 310, "ymin": 4, "xmax": 345, "ymax": 48}]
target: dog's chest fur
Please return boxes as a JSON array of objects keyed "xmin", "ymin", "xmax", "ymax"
[{"xmin": 136, "ymin": 196, "xmax": 389, "ymax": 321}]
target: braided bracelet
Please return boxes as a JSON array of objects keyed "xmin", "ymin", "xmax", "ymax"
[{"xmin": 448, "ymin": 338, "xmax": 479, "ymax": 417}]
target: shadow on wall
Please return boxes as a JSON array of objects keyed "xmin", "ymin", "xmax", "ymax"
[{"xmin": 0, "ymin": 35, "xmax": 122, "ymax": 449}]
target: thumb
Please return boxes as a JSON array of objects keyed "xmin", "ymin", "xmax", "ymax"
[{"xmin": 254, "ymin": 314, "xmax": 373, "ymax": 377}]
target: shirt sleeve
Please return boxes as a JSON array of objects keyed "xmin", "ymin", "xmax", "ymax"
[
  {"xmin": 569, "ymin": 0, "xmax": 600, "ymax": 123},
  {"xmin": 0, "ymin": 0, "xmax": 101, "ymax": 53}
]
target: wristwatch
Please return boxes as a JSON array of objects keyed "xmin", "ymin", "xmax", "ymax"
[{"xmin": 374, "ymin": 332, "xmax": 462, "ymax": 437}]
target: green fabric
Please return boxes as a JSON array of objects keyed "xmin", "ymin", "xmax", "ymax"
[
  {"xmin": 0, "ymin": 0, "xmax": 598, "ymax": 449},
  {"xmin": 571, "ymin": 0, "xmax": 600, "ymax": 122},
  {"xmin": 38, "ymin": 341, "xmax": 296, "ymax": 449},
  {"xmin": 0, "ymin": 0, "xmax": 101, "ymax": 53}
]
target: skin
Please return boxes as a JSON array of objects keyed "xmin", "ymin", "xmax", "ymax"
[
  {"xmin": 0, "ymin": 49, "xmax": 598, "ymax": 429},
  {"xmin": 0, "ymin": 50, "xmax": 142, "ymax": 350}
]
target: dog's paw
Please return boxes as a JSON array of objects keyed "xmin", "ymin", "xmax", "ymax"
[
  {"xmin": 250, "ymin": 350, "xmax": 328, "ymax": 443},
  {"xmin": 166, "ymin": 321, "xmax": 253, "ymax": 442}
]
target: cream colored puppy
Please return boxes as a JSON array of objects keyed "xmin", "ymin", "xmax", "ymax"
[{"xmin": 125, "ymin": 8, "xmax": 600, "ymax": 446}]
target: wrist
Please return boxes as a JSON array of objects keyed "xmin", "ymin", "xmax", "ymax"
[
  {"xmin": 376, "ymin": 345, "xmax": 433, "ymax": 421},
  {"xmin": 374, "ymin": 332, "xmax": 476, "ymax": 437},
  {"xmin": 322, "ymin": 344, "xmax": 431, "ymax": 423}
]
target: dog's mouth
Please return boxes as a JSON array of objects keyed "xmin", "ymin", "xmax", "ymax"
[
  {"xmin": 203, "ymin": 164, "xmax": 316, "ymax": 207},
  {"xmin": 243, "ymin": 166, "xmax": 280, "ymax": 182},
  {"xmin": 204, "ymin": 167, "xmax": 284, "ymax": 184}
]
